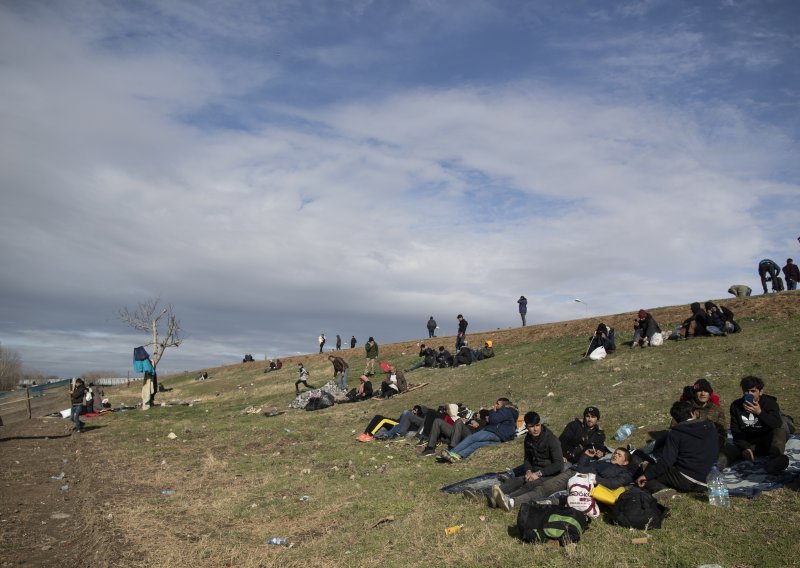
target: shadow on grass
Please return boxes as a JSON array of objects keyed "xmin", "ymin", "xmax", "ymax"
[{"xmin": 0, "ymin": 433, "xmax": 72, "ymax": 442}]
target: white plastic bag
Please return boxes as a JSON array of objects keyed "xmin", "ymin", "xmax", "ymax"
[
  {"xmin": 588, "ymin": 346, "xmax": 607, "ymax": 360},
  {"xmin": 651, "ymin": 332, "xmax": 664, "ymax": 346}
]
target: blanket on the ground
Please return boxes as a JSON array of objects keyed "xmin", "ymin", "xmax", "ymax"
[{"xmin": 441, "ymin": 434, "xmax": 800, "ymax": 498}]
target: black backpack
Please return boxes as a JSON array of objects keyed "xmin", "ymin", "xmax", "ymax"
[
  {"xmin": 612, "ymin": 487, "xmax": 667, "ymax": 529},
  {"xmin": 305, "ymin": 391, "xmax": 335, "ymax": 411},
  {"xmin": 516, "ymin": 503, "xmax": 589, "ymax": 545}
]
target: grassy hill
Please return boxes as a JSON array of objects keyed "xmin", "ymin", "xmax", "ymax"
[{"xmin": 2, "ymin": 293, "xmax": 799, "ymax": 567}]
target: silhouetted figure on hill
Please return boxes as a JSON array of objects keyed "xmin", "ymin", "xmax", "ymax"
[
  {"xmin": 517, "ymin": 296, "xmax": 528, "ymax": 326},
  {"xmin": 427, "ymin": 317, "xmax": 437, "ymax": 338},
  {"xmin": 783, "ymin": 258, "xmax": 799, "ymax": 291},
  {"xmin": 758, "ymin": 259, "xmax": 781, "ymax": 294},
  {"xmin": 350, "ymin": 336, "xmax": 357, "ymax": 349}
]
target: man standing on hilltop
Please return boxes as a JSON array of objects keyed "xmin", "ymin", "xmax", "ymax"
[
  {"xmin": 318, "ymin": 333, "xmax": 326, "ymax": 353},
  {"xmin": 517, "ymin": 296, "xmax": 528, "ymax": 327},
  {"xmin": 783, "ymin": 258, "xmax": 799, "ymax": 291},
  {"xmin": 350, "ymin": 335, "xmax": 357, "ymax": 349},
  {"xmin": 426, "ymin": 316, "xmax": 437, "ymax": 338},
  {"xmin": 364, "ymin": 337, "xmax": 379, "ymax": 376},
  {"xmin": 456, "ymin": 314, "xmax": 468, "ymax": 351}
]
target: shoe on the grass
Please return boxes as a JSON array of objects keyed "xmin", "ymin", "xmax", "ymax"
[
  {"xmin": 356, "ymin": 433, "xmax": 373, "ymax": 442},
  {"xmin": 492, "ymin": 485, "xmax": 512, "ymax": 512},
  {"xmin": 438, "ymin": 450, "xmax": 454, "ymax": 463},
  {"xmin": 420, "ymin": 447, "xmax": 436, "ymax": 457},
  {"xmin": 767, "ymin": 454, "xmax": 789, "ymax": 475},
  {"xmin": 448, "ymin": 451, "xmax": 462, "ymax": 462},
  {"xmin": 462, "ymin": 489, "xmax": 481, "ymax": 502},
  {"xmin": 653, "ymin": 488, "xmax": 677, "ymax": 503}
]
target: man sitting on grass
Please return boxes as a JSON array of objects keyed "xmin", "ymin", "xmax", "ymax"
[
  {"xmin": 439, "ymin": 398, "xmax": 518, "ymax": 462},
  {"xmin": 725, "ymin": 376, "xmax": 790, "ymax": 475},
  {"xmin": 635, "ymin": 401, "xmax": 717, "ymax": 501}
]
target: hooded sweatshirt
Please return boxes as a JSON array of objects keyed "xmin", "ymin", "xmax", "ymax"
[{"xmin": 644, "ymin": 419, "xmax": 717, "ymax": 484}]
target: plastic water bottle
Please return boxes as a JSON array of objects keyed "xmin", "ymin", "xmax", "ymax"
[
  {"xmin": 267, "ymin": 537, "xmax": 289, "ymax": 546},
  {"xmin": 706, "ymin": 465, "xmax": 730, "ymax": 508},
  {"xmin": 614, "ymin": 424, "xmax": 634, "ymax": 441}
]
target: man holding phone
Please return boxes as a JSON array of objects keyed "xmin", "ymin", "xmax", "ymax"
[{"xmin": 725, "ymin": 376, "xmax": 790, "ymax": 475}]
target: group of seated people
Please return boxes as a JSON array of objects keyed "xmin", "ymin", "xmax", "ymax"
[
  {"xmin": 406, "ymin": 340, "xmax": 496, "ymax": 372},
  {"xmin": 344, "ymin": 363, "xmax": 409, "ymax": 403},
  {"xmin": 588, "ymin": 302, "xmax": 743, "ymax": 357},
  {"xmin": 356, "ymin": 375, "xmax": 792, "ymax": 510},
  {"xmin": 263, "ymin": 359, "xmax": 283, "ymax": 373}
]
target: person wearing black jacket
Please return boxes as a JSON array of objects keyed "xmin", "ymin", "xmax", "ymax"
[
  {"xmin": 455, "ymin": 314, "xmax": 468, "ymax": 350},
  {"xmin": 678, "ymin": 302, "xmax": 710, "ymax": 339},
  {"xmin": 69, "ymin": 378, "xmax": 87, "ymax": 433},
  {"xmin": 636, "ymin": 401, "xmax": 717, "ymax": 496},
  {"xmin": 559, "ymin": 406, "xmax": 606, "ymax": 464},
  {"xmin": 725, "ymin": 376, "xmax": 789, "ymax": 474},
  {"xmin": 575, "ymin": 448, "xmax": 633, "ymax": 489},
  {"xmin": 405, "ymin": 344, "xmax": 437, "ymax": 372},
  {"xmin": 632, "ymin": 309, "xmax": 661, "ymax": 347},
  {"xmin": 435, "ymin": 346, "xmax": 453, "ymax": 368},
  {"xmin": 489, "ymin": 411, "xmax": 567, "ymax": 511},
  {"xmin": 758, "ymin": 258, "xmax": 781, "ymax": 294},
  {"xmin": 426, "ymin": 316, "xmax": 437, "ymax": 338}
]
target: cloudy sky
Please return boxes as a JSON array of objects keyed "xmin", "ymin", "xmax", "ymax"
[{"xmin": 1, "ymin": 0, "xmax": 798, "ymax": 378}]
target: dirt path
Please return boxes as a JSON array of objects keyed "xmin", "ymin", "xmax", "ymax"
[{"xmin": 0, "ymin": 418, "xmax": 127, "ymax": 567}]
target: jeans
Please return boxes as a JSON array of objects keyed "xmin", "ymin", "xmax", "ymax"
[
  {"xmin": 501, "ymin": 470, "xmax": 572, "ymax": 505},
  {"xmin": 428, "ymin": 329, "xmax": 435, "ymax": 338},
  {"xmin": 71, "ymin": 404, "xmax": 85, "ymax": 431},
  {"xmin": 520, "ymin": 312, "xmax": 526, "ymax": 326},
  {"xmin": 450, "ymin": 430, "xmax": 501, "ymax": 459},
  {"xmin": 337, "ymin": 368, "xmax": 349, "ymax": 390}
]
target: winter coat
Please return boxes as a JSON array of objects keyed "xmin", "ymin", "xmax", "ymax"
[
  {"xmin": 484, "ymin": 406, "xmax": 520, "ymax": 442},
  {"xmin": 518, "ymin": 297, "xmax": 528, "ymax": 314},
  {"xmin": 427, "ymin": 318, "xmax": 437, "ymax": 331},
  {"xmin": 575, "ymin": 460, "xmax": 633, "ymax": 489},
  {"xmin": 644, "ymin": 419, "xmax": 718, "ymax": 483},
  {"xmin": 522, "ymin": 426, "xmax": 564, "ymax": 477},
  {"xmin": 559, "ymin": 418, "xmax": 607, "ymax": 463},
  {"xmin": 365, "ymin": 341, "xmax": 379, "ymax": 359}
]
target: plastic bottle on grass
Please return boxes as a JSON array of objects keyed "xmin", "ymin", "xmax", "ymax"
[
  {"xmin": 613, "ymin": 424, "xmax": 634, "ymax": 441},
  {"xmin": 706, "ymin": 465, "xmax": 730, "ymax": 508},
  {"xmin": 267, "ymin": 537, "xmax": 289, "ymax": 546}
]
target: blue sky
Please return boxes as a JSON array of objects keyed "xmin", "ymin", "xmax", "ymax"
[{"xmin": 1, "ymin": 0, "xmax": 798, "ymax": 378}]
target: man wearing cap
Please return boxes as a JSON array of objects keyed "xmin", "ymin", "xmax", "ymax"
[
  {"xmin": 680, "ymin": 379, "xmax": 726, "ymax": 451},
  {"xmin": 559, "ymin": 407, "xmax": 606, "ymax": 465}
]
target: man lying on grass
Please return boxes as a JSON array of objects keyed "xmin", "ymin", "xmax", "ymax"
[{"xmin": 439, "ymin": 398, "xmax": 518, "ymax": 462}]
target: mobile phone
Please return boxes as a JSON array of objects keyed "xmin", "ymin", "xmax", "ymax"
[{"xmin": 744, "ymin": 393, "xmax": 755, "ymax": 404}]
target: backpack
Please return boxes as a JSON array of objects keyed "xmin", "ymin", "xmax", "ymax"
[
  {"xmin": 612, "ymin": 487, "xmax": 666, "ymax": 529},
  {"xmin": 516, "ymin": 503, "xmax": 589, "ymax": 545}
]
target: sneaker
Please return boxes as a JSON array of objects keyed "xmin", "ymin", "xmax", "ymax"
[
  {"xmin": 448, "ymin": 451, "xmax": 462, "ymax": 462},
  {"xmin": 462, "ymin": 489, "xmax": 481, "ymax": 503},
  {"xmin": 356, "ymin": 433, "xmax": 373, "ymax": 442},
  {"xmin": 420, "ymin": 447, "xmax": 436, "ymax": 457},
  {"xmin": 438, "ymin": 450, "xmax": 454, "ymax": 463},
  {"xmin": 415, "ymin": 438, "xmax": 427, "ymax": 447},
  {"xmin": 767, "ymin": 454, "xmax": 789, "ymax": 475},
  {"xmin": 492, "ymin": 485, "xmax": 512, "ymax": 512}
]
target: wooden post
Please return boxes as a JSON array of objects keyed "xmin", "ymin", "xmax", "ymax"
[{"xmin": 26, "ymin": 387, "xmax": 32, "ymax": 419}]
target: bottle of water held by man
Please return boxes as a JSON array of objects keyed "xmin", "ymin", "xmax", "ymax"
[{"xmin": 706, "ymin": 464, "xmax": 730, "ymax": 508}]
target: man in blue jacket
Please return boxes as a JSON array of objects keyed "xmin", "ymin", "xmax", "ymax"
[{"xmin": 440, "ymin": 398, "xmax": 518, "ymax": 462}]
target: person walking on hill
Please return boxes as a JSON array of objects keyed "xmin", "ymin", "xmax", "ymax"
[
  {"xmin": 426, "ymin": 316, "xmax": 437, "ymax": 338},
  {"xmin": 517, "ymin": 296, "xmax": 528, "ymax": 327},
  {"xmin": 350, "ymin": 335, "xmax": 357, "ymax": 349},
  {"xmin": 335, "ymin": 334, "xmax": 342, "ymax": 350},
  {"xmin": 364, "ymin": 337, "xmax": 379, "ymax": 376},
  {"xmin": 456, "ymin": 314, "xmax": 468, "ymax": 351},
  {"xmin": 758, "ymin": 259, "xmax": 781, "ymax": 294},
  {"xmin": 783, "ymin": 258, "xmax": 799, "ymax": 291},
  {"xmin": 318, "ymin": 333, "xmax": 326, "ymax": 353},
  {"xmin": 328, "ymin": 354, "xmax": 349, "ymax": 390}
]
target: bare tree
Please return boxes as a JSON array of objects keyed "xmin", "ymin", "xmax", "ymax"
[
  {"xmin": 117, "ymin": 298, "xmax": 183, "ymax": 369},
  {"xmin": 0, "ymin": 343, "xmax": 23, "ymax": 391}
]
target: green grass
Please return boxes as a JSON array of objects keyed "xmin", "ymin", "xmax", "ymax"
[{"xmin": 84, "ymin": 308, "xmax": 800, "ymax": 568}]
